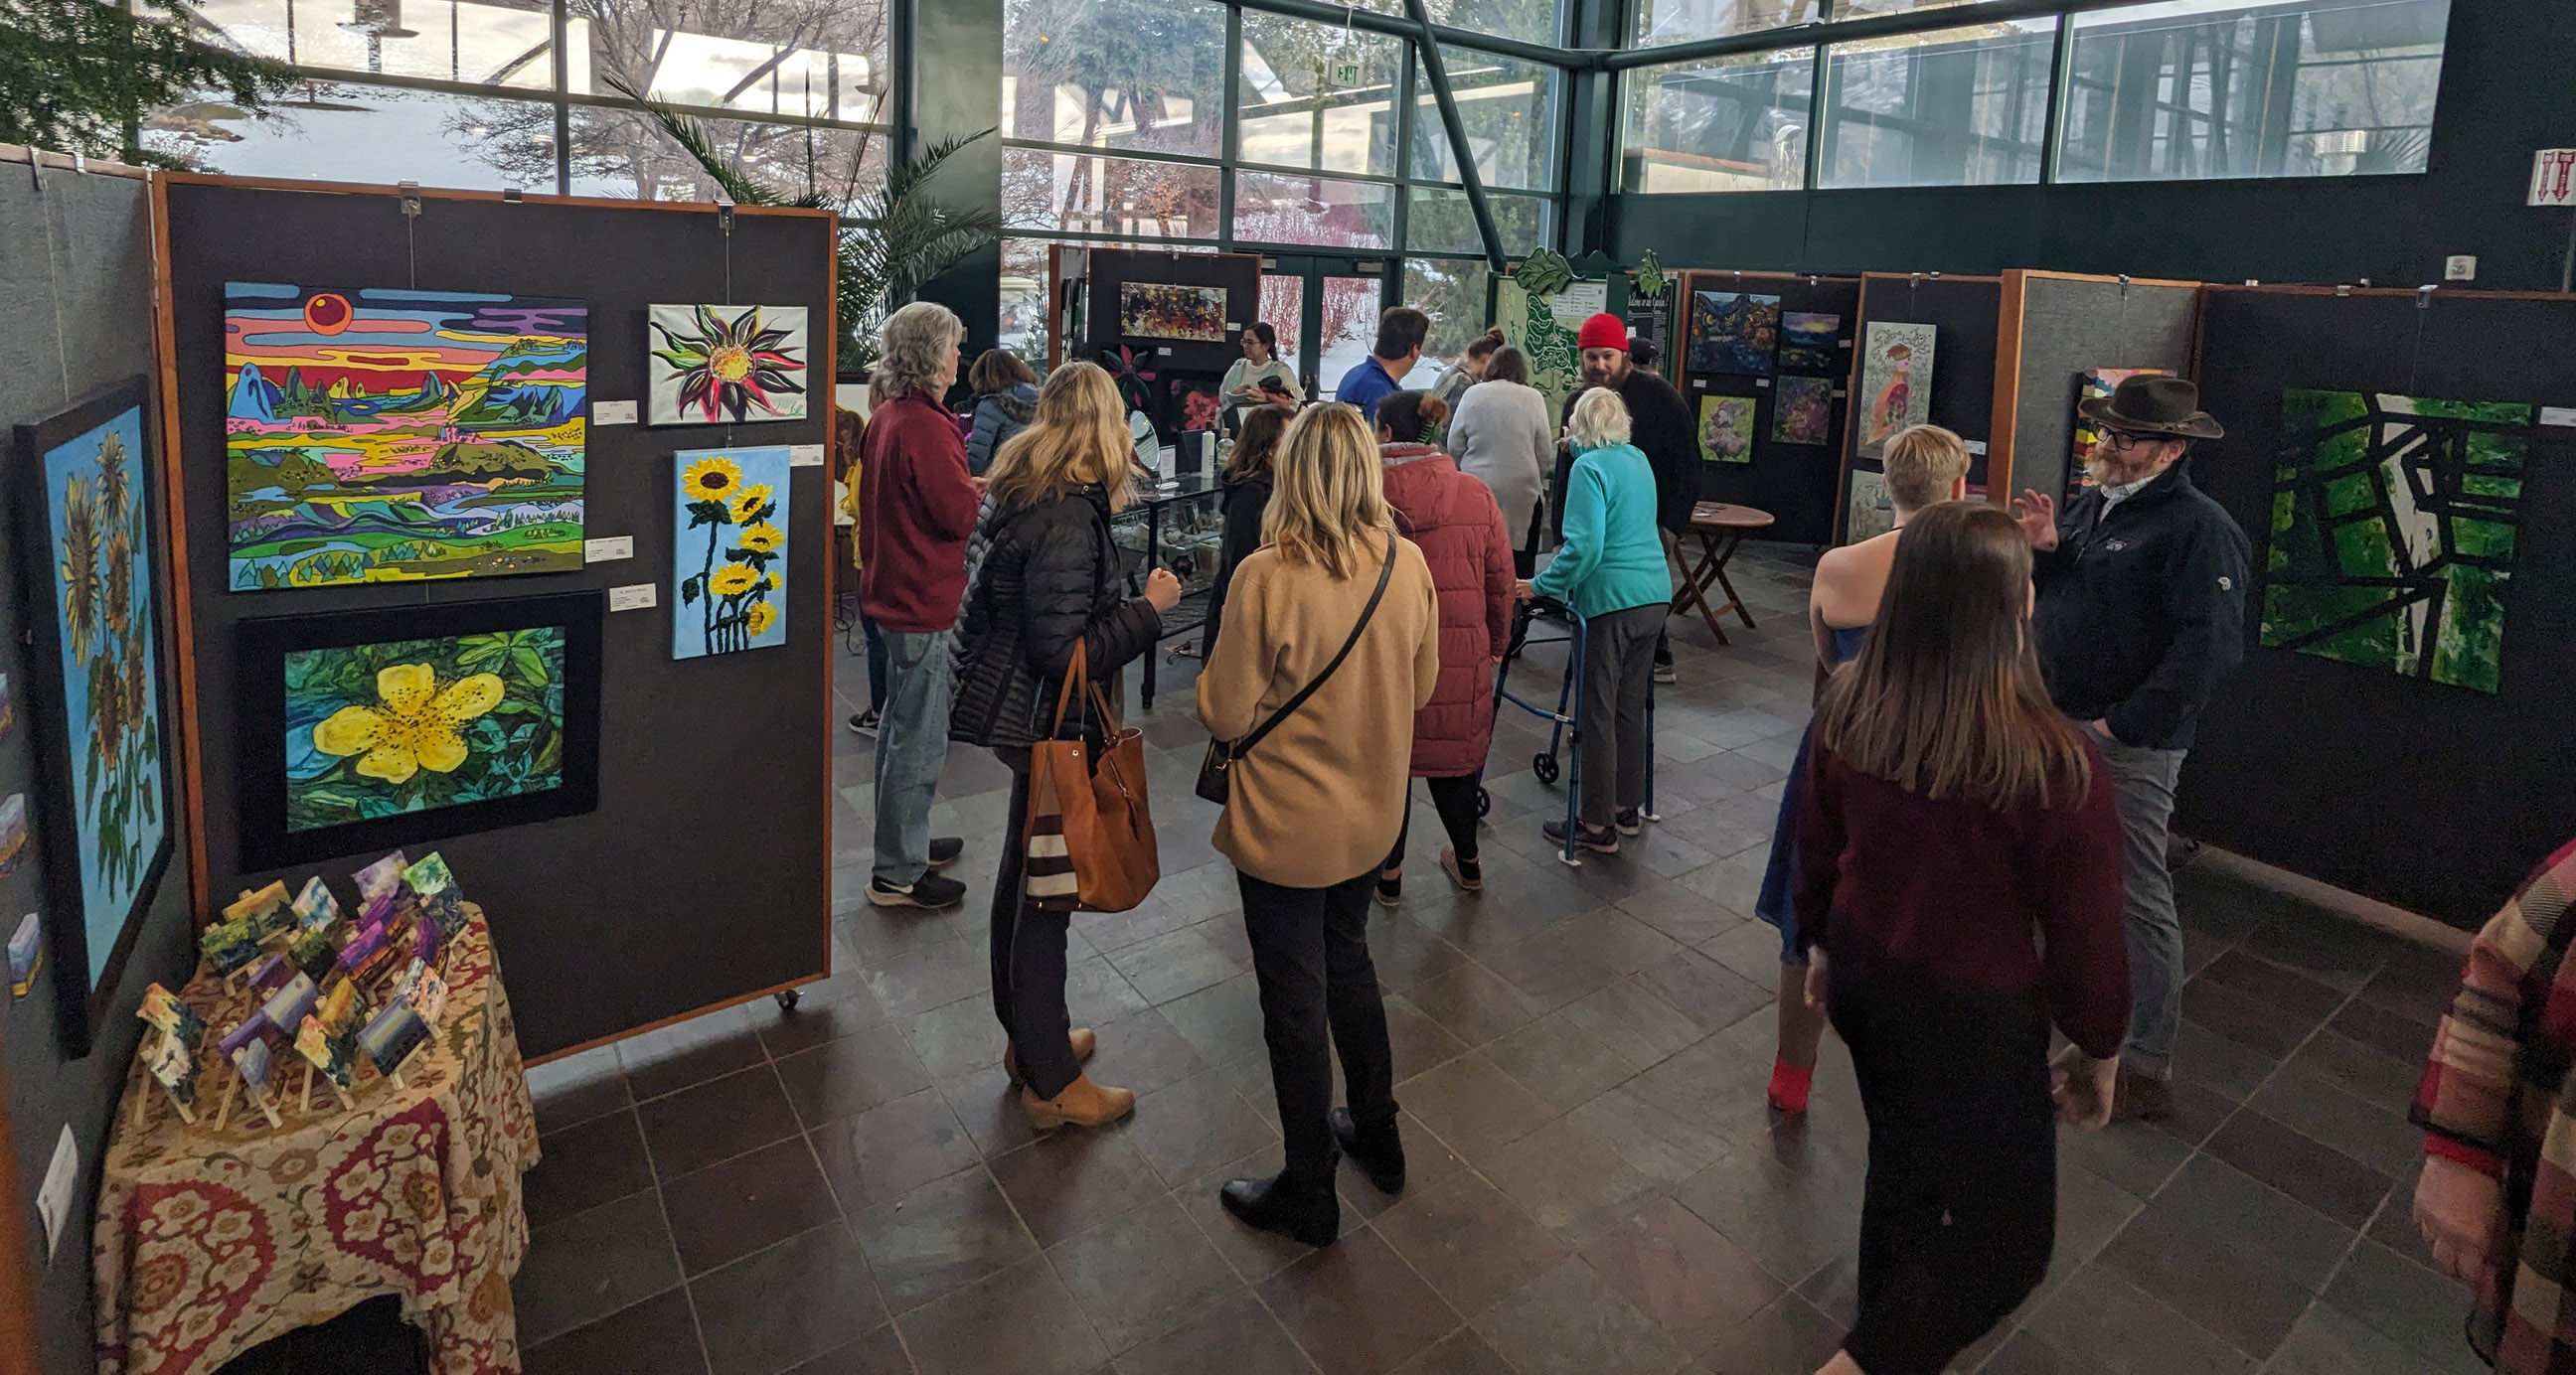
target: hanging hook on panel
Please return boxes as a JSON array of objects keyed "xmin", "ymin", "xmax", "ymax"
[
  {"xmin": 2417, "ymin": 283, "xmax": 2438, "ymax": 309},
  {"xmin": 714, "ymin": 189, "xmax": 735, "ymax": 304},
  {"xmin": 398, "ymin": 180, "xmax": 423, "ymax": 221},
  {"xmin": 2335, "ymin": 284, "xmax": 2353, "ymax": 297},
  {"xmin": 2117, "ymin": 273, "xmax": 2131, "ymax": 299}
]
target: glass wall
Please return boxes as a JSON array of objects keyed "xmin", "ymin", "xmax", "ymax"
[
  {"xmin": 150, "ymin": 0, "xmax": 893, "ymax": 199},
  {"xmin": 1621, "ymin": 0, "xmax": 2452, "ymax": 193},
  {"xmin": 2057, "ymin": 0, "xmax": 2449, "ymax": 181},
  {"xmin": 1000, "ymin": 0, "xmax": 1575, "ymax": 379}
]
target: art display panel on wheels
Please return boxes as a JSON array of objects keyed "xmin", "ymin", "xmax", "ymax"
[
  {"xmin": 12, "ymin": 379, "xmax": 176, "ymax": 1052},
  {"xmin": 223, "ymin": 284, "xmax": 588, "ymax": 589}
]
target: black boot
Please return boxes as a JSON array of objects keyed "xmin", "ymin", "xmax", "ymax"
[
  {"xmin": 1332, "ymin": 1107, "xmax": 1406, "ymax": 1195},
  {"xmin": 1218, "ymin": 1171, "xmax": 1339, "ymax": 1246}
]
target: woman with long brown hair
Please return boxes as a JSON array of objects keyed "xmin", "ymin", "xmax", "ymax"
[
  {"xmin": 950, "ymin": 362, "xmax": 1182, "ymax": 1131},
  {"xmin": 1794, "ymin": 501, "xmax": 2129, "ymax": 1375},
  {"xmin": 1199, "ymin": 402, "xmax": 1439, "ymax": 1245},
  {"xmin": 1199, "ymin": 402, "xmax": 1291, "ymax": 659}
]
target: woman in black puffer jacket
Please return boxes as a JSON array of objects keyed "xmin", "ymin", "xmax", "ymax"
[{"xmin": 950, "ymin": 361, "xmax": 1181, "ymax": 1131}]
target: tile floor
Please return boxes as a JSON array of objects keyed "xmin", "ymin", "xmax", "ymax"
[{"xmin": 511, "ymin": 546, "xmax": 2484, "ymax": 1375}]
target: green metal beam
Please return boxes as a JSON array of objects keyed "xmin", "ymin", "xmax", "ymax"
[{"xmin": 1400, "ymin": 0, "xmax": 1509, "ymax": 268}]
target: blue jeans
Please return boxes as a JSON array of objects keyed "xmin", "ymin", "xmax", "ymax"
[
  {"xmin": 2097, "ymin": 732, "xmax": 2187, "ymax": 1079},
  {"xmin": 873, "ymin": 629, "xmax": 955, "ymax": 886},
  {"xmin": 862, "ymin": 614, "xmax": 889, "ymax": 710}
]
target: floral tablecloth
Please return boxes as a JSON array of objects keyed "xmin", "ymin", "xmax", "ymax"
[{"xmin": 94, "ymin": 904, "xmax": 540, "ymax": 1375}]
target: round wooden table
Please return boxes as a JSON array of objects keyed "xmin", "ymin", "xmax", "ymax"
[{"xmin": 1671, "ymin": 501, "xmax": 1775, "ymax": 646}]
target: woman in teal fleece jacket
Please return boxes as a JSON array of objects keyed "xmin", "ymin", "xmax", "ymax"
[{"xmin": 1524, "ymin": 387, "xmax": 1673, "ymax": 852}]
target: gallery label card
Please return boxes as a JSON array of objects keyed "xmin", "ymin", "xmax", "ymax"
[
  {"xmin": 583, "ymin": 536, "xmax": 633, "ymax": 563},
  {"xmin": 608, "ymin": 584, "xmax": 658, "ymax": 612},
  {"xmin": 789, "ymin": 443, "xmax": 827, "ymax": 467},
  {"xmin": 1964, "ymin": 440, "xmax": 1989, "ymax": 455},
  {"xmin": 2541, "ymin": 406, "xmax": 2576, "ymax": 428},
  {"xmin": 37, "ymin": 1127, "xmax": 76, "ymax": 1262},
  {"xmin": 592, "ymin": 399, "xmax": 638, "ymax": 425}
]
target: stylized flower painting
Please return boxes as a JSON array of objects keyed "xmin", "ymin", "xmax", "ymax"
[
  {"xmin": 673, "ymin": 446, "xmax": 791, "ymax": 659},
  {"xmin": 284, "ymin": 629, "xmax": 566, "ymax": 834},
  {"xmin": 20, "ymin": 386, "xmax": 171, "ymax": 1009},
  {"xmin": 647, "ymin": 305, "xmax": 810, "ymax": 425}
]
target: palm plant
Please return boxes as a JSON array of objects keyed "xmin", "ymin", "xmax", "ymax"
[{"xmin": 610, "ymin": 76, "xmax": 1001, "ymax": 373}]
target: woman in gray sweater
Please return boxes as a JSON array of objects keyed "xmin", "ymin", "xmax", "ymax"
[{"xmin": 1443, "ymin": 347, "xmax": 1552, "ymax": 576}]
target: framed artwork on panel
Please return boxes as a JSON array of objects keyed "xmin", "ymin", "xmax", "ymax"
[
  {"xmin": 224, "ymin": 283, "xmax": 587, "ymax": 589},
  {"xmin": 1119, "ymin": 283, "xmax": 1228, "ymax": 342},
  {"xmin": 1687, "ymin": 291, "xmax": 1782, "ymax": 378},
  {"xmin": 1777, "ymin": 313, "xmax": 1842, "ymax": 373},
  {"xmin": 647, "ymin": 304, "xmax": 811, "ymax": 425},
  {"xmin": 672, "ymin": 447, "xmax": 791, "ymax": 660},
  {"xmin": 1855, "ymin": 322, "xmax": 1935, "ymax": 458},
  {"xmin": 234, "ymin": 591, "xmax": 604, "ymax": 869},
  {"xmin": 2260, "ymin": 388, "xmax": 2531, "ymax": 694},
  {"xmin": 1846, "ymin": 468, "xmax": 1894, "ymax": 545},
  {"xmin": 13, "ymin": 378, "xmax": 177, "ymax": 1054},
  {"xmin": 1772, "ymin": 377, "xmax": 1834, "ymax": 445},
  {"xmin": 1696, "ymin": 395, "xmax": 1755, "ymax": 463}
]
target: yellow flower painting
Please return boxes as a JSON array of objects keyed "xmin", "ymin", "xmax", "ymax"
[
  {"xmin": 285, "ymin": 630, "xmax": 565, "ymax": 834},
  {"xmin": 673, "ymin": 446, "xmax": 791, "ymax": 659}
]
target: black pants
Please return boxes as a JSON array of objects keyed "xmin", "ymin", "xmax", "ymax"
[
  {"xmin": 1828, "ymin": 943, "xmax": 2056, "ymax": 1375},
  {"xmin": 1237, "ymin": 868, "xmax": 1399, "ymax": 1185},
  {"xmin": 1579, "ymin": 603, "xmax": 1662, "ymax": 828},
  {"xmin": 990, "ymin": 755, "xmax": 1081, "ymax": 1098},
  {"xmin": 1384, "ymin": 775, "xmax": 1484, "ymax": 872}
]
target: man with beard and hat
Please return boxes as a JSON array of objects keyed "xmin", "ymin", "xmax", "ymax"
[
  {"xmin": 1555, "ymin": 312, "xmax": 1694, "ymax": 683},
  {"xmin": 2012, "ymin": 374, "xmax": 2248, "ymax": 1123}
]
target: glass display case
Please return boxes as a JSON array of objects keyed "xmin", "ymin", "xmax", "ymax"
[{"xmin": 1109, "ymin": 473, "xmax": 1226, "ymax": 708}]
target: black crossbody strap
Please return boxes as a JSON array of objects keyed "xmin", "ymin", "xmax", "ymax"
[{"xmin": 1232, "ymin": 539, "xmax": 1397, "ymax": 757}]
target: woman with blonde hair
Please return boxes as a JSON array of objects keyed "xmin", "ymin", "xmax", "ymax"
[
  {"xmin": 1752, "ymin": 423, "xmax": 1971, "ymax": 1117},
  {"xmin": 1795, "ymin": 501, "xmax": 2127, "ymax": 1375},
  {"xmin": 950, "ymin": 361, "xmax": 1182, "ymax": 1131},
  {"xmin": 1199, "ymin": 402, "xmax": 1439, "ymax": 1244},
  {"xmin": 1522, "ymin": 385, "xmax": 1671, "ymax": 853}
]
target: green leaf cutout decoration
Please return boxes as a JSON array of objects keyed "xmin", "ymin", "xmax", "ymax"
[
  {"xmin": 1633, "ymin": 250, "xmax": 1668, "ymax": 300},
  {"xmin": 1516, "ymin": 248, "xmax": 1573, "ymax": 299}
]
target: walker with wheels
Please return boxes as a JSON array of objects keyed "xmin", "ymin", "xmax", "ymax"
[{"xmin": 1486, "ymin": 597, "xmax": 1658, "ymax": 867}]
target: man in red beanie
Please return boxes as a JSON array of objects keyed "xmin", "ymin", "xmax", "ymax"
[{"xmin": 1560, "ymin": 311, "xmax": 1693, "ymax": 682}]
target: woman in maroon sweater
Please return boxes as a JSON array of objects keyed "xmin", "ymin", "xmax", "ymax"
[{"xmin": 1793, "ymin": 501, "xmax": 2129, "ymax": 1375}]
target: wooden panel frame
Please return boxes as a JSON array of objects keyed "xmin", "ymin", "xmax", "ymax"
[
  {"xmin": 1989, "ymin": 269, "xmax": 2207, "ymax": 503},
  {"xmin": 146, "ymin": 173, "xmax": 837, "ymax": 1050}
]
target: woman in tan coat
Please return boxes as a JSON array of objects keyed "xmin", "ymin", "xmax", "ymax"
[{"xmin": 1198, "ymin": 402, "xmax": 1439, "ymax": 1246}]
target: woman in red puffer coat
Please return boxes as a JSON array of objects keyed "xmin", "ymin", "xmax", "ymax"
[{"xmin": 1372, "ymin": 390, "xmax": 1516, "ymax": 905}]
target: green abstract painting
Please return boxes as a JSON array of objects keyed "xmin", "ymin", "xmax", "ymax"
[{"xmin": 2261, "ymin": 388, "xmax": 2531, "ymax": 693}]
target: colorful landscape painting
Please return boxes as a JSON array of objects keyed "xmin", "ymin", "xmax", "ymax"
[
  {"xmin": 1856, "ymin": 322, "xmax": 1935, "ymax": 458},
  {"xmin": 225, "ymin": 284, "xmax": 586, "ymax": 589},
  {"xmin": 646, "ymin": 304, "xmax": 809, "ymax": 425},
  {"xmin": 673, "ymin": 447, "xmax": 791, "ymax": 660},
  {"xmin": 23, "ymin": 392, "xmax": 170, "ymax": 992},
  {"xmin": 2260, "ymin": 388, "xmax": 2531, "ymax": 694},
  {"xmin": 1697, "ymin": 394, "xmax": 1755, "ymax": 463},
  {"xmin": 1777, "ymin": 312, "xmax": 1841, "ymax": 373},
  {"xmin": 1687, "ymin": 291, "xmax": 1782, "ymax": 378},
  {"xmin": 1773, "ymin": 377, "xmax": 1833, "ymax": 445},
  {"xmin": 284, "ymin": 626, "xmax": 568, "ymax": 834},
  {"xmin": 1119, "ymin": 282, "xmax": 1228, "ymax": 342},
  {"xmin": 2067, "ymin": 369, "xmax": 2169, "ymax": 496}
]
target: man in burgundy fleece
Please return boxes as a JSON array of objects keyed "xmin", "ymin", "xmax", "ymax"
[{"xmin": 858, "ymin": 302, "xmax": 976, "ymax": 909}]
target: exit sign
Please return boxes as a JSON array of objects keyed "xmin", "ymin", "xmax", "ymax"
[{"xmin": 2531, "ymin": 148, "xmax": 2576, "ymax": 207}]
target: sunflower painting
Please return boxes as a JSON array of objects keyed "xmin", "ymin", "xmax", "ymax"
[
  {"xmin": 673, "ymin": 446, "xmax": 792, "ymax": 659},
  {"xmin": 284, "ymin": 627, "xmax": 567, "ymax": 835},
  {"xmin": 646, "ymin": 305, "xmax": 810, "ymax": 426},
  {"xmin": 16, "ymin": 382, "xmax": 173, "ymax": 1037}
]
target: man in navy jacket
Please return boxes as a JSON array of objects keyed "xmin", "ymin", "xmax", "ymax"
[{"xmin": 2015, "ymin": 374, "xmax": 2249, "ymax": 1124}]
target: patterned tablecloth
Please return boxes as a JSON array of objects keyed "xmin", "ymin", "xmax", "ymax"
[{"xmin": 93, "ymin": 904, "xmax": 540, "ymax": 1375}]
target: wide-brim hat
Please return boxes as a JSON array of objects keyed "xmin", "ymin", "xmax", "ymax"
[{"xmin": 2077, "ymin": 374, "xmax": 2224, "ymax": 439}]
